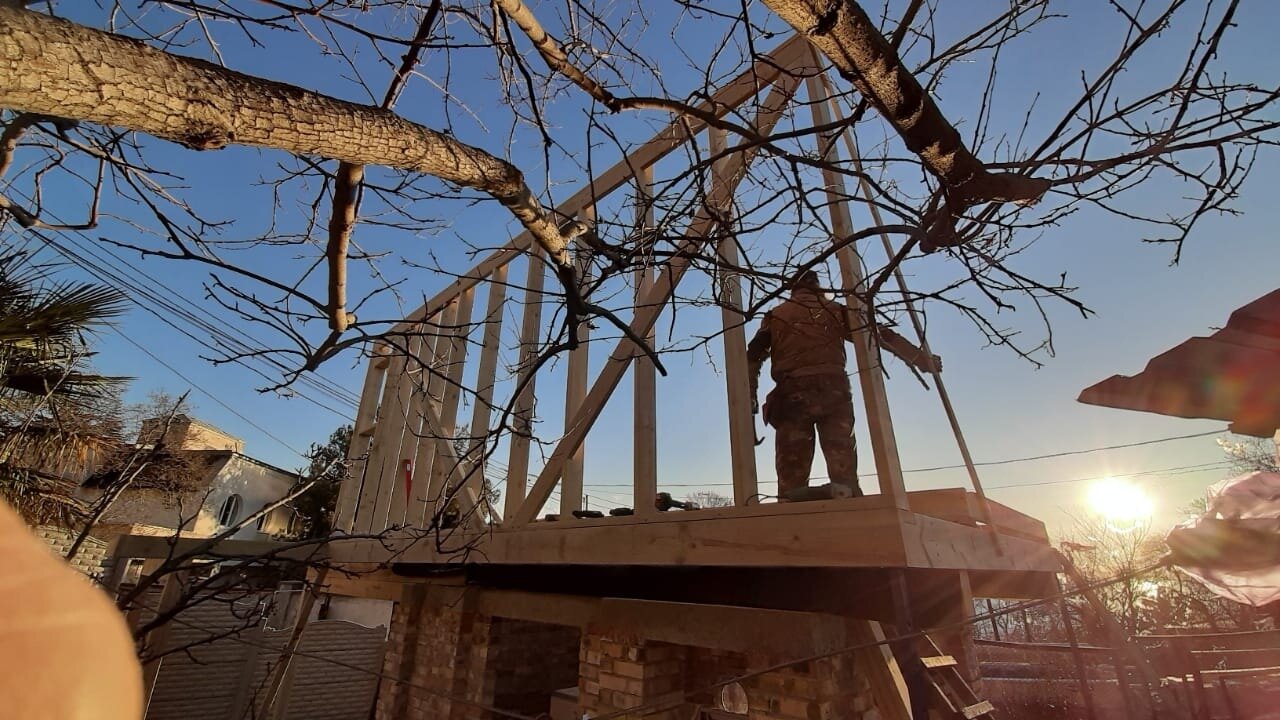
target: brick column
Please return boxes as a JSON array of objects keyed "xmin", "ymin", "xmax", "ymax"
[
  {"xmin": 745, "ymin": 655, "xmax": 879, "ymax": 720},
  {"xmin": 579, "ymin": 626, "xmax": 688, "ymax": 720},
  {"xmin": 374, "ymin": 587, "xmax": 494, "ymax": 720}
]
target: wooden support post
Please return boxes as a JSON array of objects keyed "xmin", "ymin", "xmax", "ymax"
[
  {"xmin": 805, "ymin": 70, "xmax": 909, "ymax": 510},
  {"xmin": 426, "ymin": 288, "xmax": 476, "ymax": 520},
  {"xmin": 634, "ymin": 165, "xmax": 658, "ymax": 517},
  {"xmin": 709, "ymin": 127, "xmax": 759, "ymax": 506},
  {"xmin": 258, "ymin": 569, "xmax": 327, "ymax": 720},
  {"xmin": 563, "ymin": 205, "xmax": 595, "ymax": 518},
  {"xmin": 1056, "ymin": 576, "xmax": 1099, "ymax": 720},
  {"xmin": 140, "ymin": 568, "xmax": 191, "ymax": 715},
  {"xmin": 851, "ymin": 619, "xmax": 913, "ymax": 720},
  {"xmin": 815, "ymin": 69, "xmax": 1003, "ymax": 552},
  {"xmin": 508, "ymin": 73, "xmax": 805, "ymax": 526},
  {"xmin": 335, "ymin": 345, "xmax": 389, "ymax": 533},
  {"xmin": 462, "ymin": 265, "xmax": 510, "ymax": 522},
  {"xmin": 407, "ymin": 299, "xmax": 459, "ymax": 526},
  {"xmin": 888, "ymin": 570, "xmax": 932, "ymax": 720},
  {"xmin": 505, "ymin": 247, "xmax": 546, "ymax": 520},
  {"xmin": 354, "ymin": 335, "xmax": 416, "ymax": 534},
  {"xmin": 932, "ymin": 571, "xmax": 981, "ymax": 692}
]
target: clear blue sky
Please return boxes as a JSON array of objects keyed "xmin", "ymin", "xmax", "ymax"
[{"xmin": 16, "ymin": 1, "xmax": 1279, "ymax": 537}]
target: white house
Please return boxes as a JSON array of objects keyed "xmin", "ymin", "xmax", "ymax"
[{"xmin": 84, "ymin": 415, "xmax": 301, "ymax": 541}]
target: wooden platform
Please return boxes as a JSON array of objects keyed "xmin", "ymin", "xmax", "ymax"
[{"xmin": 328, "ymin": 489, "xmax": 1060, "ymax": 585}]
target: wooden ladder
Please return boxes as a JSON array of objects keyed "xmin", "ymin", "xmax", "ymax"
[{"xmin": 917, "ymin": 635, "xmax": 995, "ymax": 719}]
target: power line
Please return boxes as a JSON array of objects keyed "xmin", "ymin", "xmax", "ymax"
[
  {"xmin": 29, "ymin": 227, "xmax": 360, "ymax": 413},
  {"xmin": 581, "ymin": 428, "xmax": 1230, "ymax": 489},
  {"xmin": 110, "ymin": 328, "xmax": 305, "ymax": 457},
  {"xmin": 4, "ymin": 188, "xmax": 363, "ymax": 412},
  {"xmin": 890, "ymin": 429, "xmax": 1226, "ymax": 476}
]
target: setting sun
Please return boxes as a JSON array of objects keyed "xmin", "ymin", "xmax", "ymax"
[{"xmin": 1087, "ymin": 477, "xmax": 1155, "ymax": 528}]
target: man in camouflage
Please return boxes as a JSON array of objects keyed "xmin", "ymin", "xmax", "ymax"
[{"xmin": 746, "ymin": 270, "xmax": 939, "ymax": 498}]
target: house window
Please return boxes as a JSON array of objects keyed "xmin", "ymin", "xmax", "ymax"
[
  {"xmin": 218, "ymin": 494, "xmax": 243, "ymax": 527},
  {"xmin": 255, "ymin": 512, "xmax": 268, "ymax": 533}
]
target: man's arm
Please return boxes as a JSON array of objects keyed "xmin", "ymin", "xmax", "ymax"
[
  {"xmin": 877, "ymin": 326, "xmax": 942, "ymax": 374},
  {"xmin": 837, "ymin": 302, "xmax": 941, "ymax": 374},
  {"xmin": 746, "ymin": 317, "xmax": 772, "ymax": 414}
]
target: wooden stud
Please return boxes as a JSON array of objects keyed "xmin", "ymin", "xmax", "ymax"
[
  {"xmin": 563, "ymin": 205, "xmax": 595, "ymax": 517},
  {"xmin": 425, "ymin": 287, "xmax": 476, "ymax": 519},
  {"xmin": 505, "ymin": 247, "xmax": 546, "ymax": 520},
  {"xmin": 634, "ymin": 165, "xmax": 658, "ymax": 517},
  {"xmin": 805, "ymin": 68, "xmax": 910, "ymax": 511},
  {"xmin": 815, "ymin": 68, "xmax": 1003, "ymax": 551},
  {"xmin": 460, "ymin": 265, "xmax": 510, "ymax": 522},
  {"xmin": 709, "ymin": 126, "xmax": 759, "ymax": 506},
  {"xmin": 354, "ymin": 330, "xmax": 421, "ymax": 534},
  {"xmin": 387, "ymin": 36, "xmax": 812, "ymax": 336},
  {"xmin": 409, "ymin": 297, "xmax": 460, "ymax": 527},
  {"xmin": 931, "ymin": 570, "xmax": 981, "ymax": 691},
  {"xmin": 508, "ymin": 73, "xmax": 805, "ymax": 526},
  {"xmin": 334, "ymin": 344, "xmax": 389, "ymax": 533}
]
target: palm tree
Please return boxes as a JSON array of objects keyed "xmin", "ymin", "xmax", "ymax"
[{"xmin": 0, "ymin": 251, "xmax": 128, "ymax": 526}]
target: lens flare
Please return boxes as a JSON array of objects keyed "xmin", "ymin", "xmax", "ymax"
[{"xmin": 1087, "ymin": 477, "xmax": 1154, "ymax": 529}]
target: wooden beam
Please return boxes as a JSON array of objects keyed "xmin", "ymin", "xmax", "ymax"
[
  {"xmin": 258, "ymin": 568, "xmax": 326, "ymax": 720},
  {"xmin": 929, "ymin": 570, "xmax": 981, "ymax": 690},
  {"xmin": 633, "ymin": 165, "xmax": 658, "ymax": 517},
  {"xmin": 321, "ymin": 567, "xmax": 413, "ymax": 602},
  {"xmin": 387, "ymin": 35, "xmax": 812, "ymax": 336},
  {"xmin": 460, "ymin": 265, "xmax": 510, "ymax": 523},
  {"xmin": 472, "ymin": 587, "xmax": 903, "ymax": 664},
  {"xmin": 563, "ymin": 205, "xmax": 594, "ymax": 517},
  {"xmin": 805, "ymin": 68, "xmax": 909, "ymax": 510},
  {"xmin": 111, "ymin": 534, "xmax": 325, "ymax": 562},
  {"xmin": 335, "ymin": 345, "xmax": 389, "ymax": 532},
  {"xmin": 851, "ymin": 619, "xmax": 913, "ymax": 720},
  {"xmin": 509, "ymin": 71, "xmax": 807, "ymax": 526},
  {"xmin": 354, "ymin": 332, "xmax": 418, "ymax": 534},
  {"xmin": 425, "ymin": 287, "xmax": 476, "ymax": 518},
  {"xmin": 336, "ymin": 504, "xmax": 1059, "ymax": 573},
  {"xmin": 709, "ymin": 127, "xmax": 759, "ymax": 506},
  {"xmin": 405, "ymin": 300, "xmax": 458, "ymax": 526},
  {"xmin": 505, "ymin": 248, "xmax": 545, "ymax": 520}
]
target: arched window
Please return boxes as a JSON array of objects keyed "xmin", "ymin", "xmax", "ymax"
[{"xmin": 217, "ymin": 494, "xmax": 243, "ymax": 527}]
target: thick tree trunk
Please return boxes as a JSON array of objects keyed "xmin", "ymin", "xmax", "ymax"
[
  {"xmin": 762, "ymin": 0, "xmax": 1049, "ymax": 207},
  {"xmin": 0, "ymin": 7, "xmax": 571, "ymax": 271}
]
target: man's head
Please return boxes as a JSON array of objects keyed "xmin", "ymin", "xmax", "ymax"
[{"xmin": 788, "ymin": 269, "xmax": 822, "ymax": 294}]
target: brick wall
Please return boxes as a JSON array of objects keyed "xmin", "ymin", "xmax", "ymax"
[
  {"xmin": 744, "ymin": 654, "xmax": 879, "ymax": 720},
  {"xmin": 579, "ymin": 627, "xmax": 688, "ymax": 720},
  {"xmin": 489, "ymin": 617, "xmax": 580, "ymax": 715},
  {"xmin": 376, "ymin": 592, "xmax": 885, "ymax": 720},
  {"xmin": 35, "ymin": 524, "xmax": 110, "ymax": 579},
  {"xmin": 376, "ymin": 592, "xmax": 586, "ymax": 720}
]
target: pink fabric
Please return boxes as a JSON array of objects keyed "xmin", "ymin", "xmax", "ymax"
[{"xmin": 1167, "ymin": 471, "xmax": 1280, "ymax": 606}]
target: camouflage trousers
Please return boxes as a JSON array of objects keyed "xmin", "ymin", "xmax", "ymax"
[{"xmin": 763, "ymin": 373, "xmax": 859, "ymax": 497}]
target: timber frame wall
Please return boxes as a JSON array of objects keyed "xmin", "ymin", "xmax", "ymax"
[{"xmin": 328, "ymin": 37, "xmax": 1060, "ymax": 584}]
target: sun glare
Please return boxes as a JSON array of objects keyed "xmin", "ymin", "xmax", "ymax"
[{"xmin": 1087, "ymin": 477, "xmax": 1155, "ymax": 528}]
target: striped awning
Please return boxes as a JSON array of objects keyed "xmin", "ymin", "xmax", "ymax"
[{"xmin": 1079, "ymin": 289, "xmax": 1280, "ymax": 437}]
